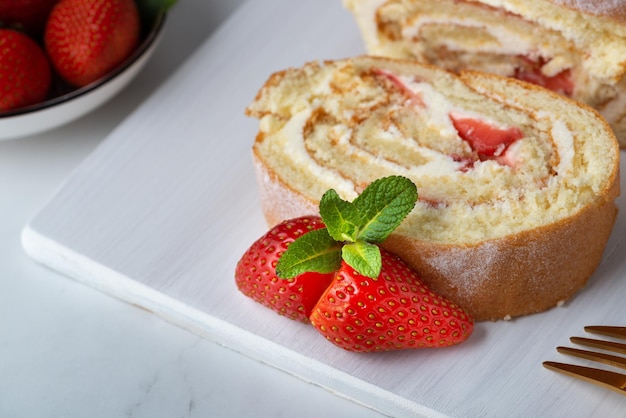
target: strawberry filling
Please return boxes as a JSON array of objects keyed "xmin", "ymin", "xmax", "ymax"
[
  {"xmin": 449, "ymin": 113, "xmax": 524, "ymax": 158},
  {"xmin": 372, "ymin": 68, "xmax": 425, "ymax": 108},
  {"xmin": 514, "ymin": 56, "xmax": 574, "ymax": 97}
]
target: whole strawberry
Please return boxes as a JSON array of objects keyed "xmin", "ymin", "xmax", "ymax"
[
  {"xmin": 0, "ymin": 0, "xmax": 59, "ymax": 35},
  {"xmin": 0, "ymin": 28, "xmax": 51, "ymax": 112},
  {"xmin": 44, "ymin": 0, "xmax": 140, "ymax": 87},
  {"xmin": 235, "ymin": 216, "xmax": 337, "ymax": 323},
  {"xmin": 310, "ymin": 251, "xmax": 473, "ymax": 352}
]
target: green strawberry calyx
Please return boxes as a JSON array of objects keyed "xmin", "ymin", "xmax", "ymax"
[
  {"xmin": 136, "ymin": 0, "xmax": 179, "ymax": 25},
  {"xmin": 137, "ymin": 0, "xmax": 179, "ymax": 13},
  {"xmin": 276, "ymin": 176, "xmax": 418, "ymax": 279}
]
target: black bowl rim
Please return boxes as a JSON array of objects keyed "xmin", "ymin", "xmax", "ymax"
[{"xmin": 0, "ymin": 11, "xmax": 167, "ymax": 119}]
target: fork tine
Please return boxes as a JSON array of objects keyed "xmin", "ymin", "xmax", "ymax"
[
  {"xmin": 571, "ymin": 336, "xmax": 626, "ymax": 356},
  {"xmin": 543, "ymin": 361, "xmax": 626, "ymax": 395},
  {"xmin": 557, "ymin": 346, "xmax": 626, "ymax": 370},
  {"xmin": 585, "ymin": 326, "xmax": 626, "ymax": 340}
]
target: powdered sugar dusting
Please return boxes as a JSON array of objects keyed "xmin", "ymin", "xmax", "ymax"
[
  {"xmin": 419, "ymin": 234, "xmax": 558, "ymax": 302},
  {"xmin": 253, "ymin": 157, "xmax": 319, "ymax": 226},
  {"xmin": 550, "ymin": 0, "xmax": 626, "ymax": 18},
  {"xmin": 421, "ymin": 241, "xmax": 503, "ymax": 298}
]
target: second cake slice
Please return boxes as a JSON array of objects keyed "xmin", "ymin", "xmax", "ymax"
[{"xmin": 344, "ymin": 0, "xmax": 626, "ymax": 147}]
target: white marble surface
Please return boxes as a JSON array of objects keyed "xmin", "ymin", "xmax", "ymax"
[{"xmin": 0, "ymin": 1, "xmax": 385, "ymax": 417}]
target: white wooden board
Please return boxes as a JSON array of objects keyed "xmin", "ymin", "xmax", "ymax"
[{"xmin": 22, "ymin": 0, "xmax": 626, "ymax": 416}]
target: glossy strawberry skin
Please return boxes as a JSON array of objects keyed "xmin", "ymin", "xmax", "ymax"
[
  {"xmin": 44, "ymin": 0, "xmax": 140, "ymax": 87},
  {"xmin": 310, "ymin": 249, "xmax": 473, "ymax": 352},
  {"xmin": 0, "ymin": 28, "xmax": 51, "ymax": 112},
  {"xmin": 235, "ymin": 217, "xmax": 336, "ymax": 323}
]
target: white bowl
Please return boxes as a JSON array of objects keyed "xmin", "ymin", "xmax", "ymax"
[{"xmin": 0, "ymin": 12, "xmax": 166, "ymax": 141}]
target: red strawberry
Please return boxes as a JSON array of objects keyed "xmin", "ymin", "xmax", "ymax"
[
  {"xmin": 310, "ymin": 249, "xmax": 473, "ymax": 352},
  {"xmin": 44, "ymin": 0, "xmax": 140, "ymax": 87},
  {"xmin": 0, "ymin": 0, "xmax": 59, "ymax": 35},
  {"xmin": 235, "ymin": 216, "xmax": 336, "ymax": 323},
  {"xmin": 0, "ymin": 28, "xmax": 51, "ymax": 112}
]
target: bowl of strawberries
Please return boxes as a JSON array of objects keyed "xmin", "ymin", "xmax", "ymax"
[{"xmin": 0, "ymin": 0, "xmax": 174, "ymax": 140}]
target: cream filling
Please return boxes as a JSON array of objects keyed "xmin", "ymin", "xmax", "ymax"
[
  {"xmin": 278, "ymin": 109, "xmax": 357, "ymax": 199},
  {"xmin": 402, "ymin": 16, "xmax": 536, "ymax": 56},
  {"xmin": 398, "ymin": 75, "xmax": 517, "ymax": 132},
  {"xmin": 546, "ymin": 115, "xmax": 574, "ymax": 176}
]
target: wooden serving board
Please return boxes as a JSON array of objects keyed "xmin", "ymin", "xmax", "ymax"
[{"xmin": 22, "ymin": 0, "xmax": 626, "ymax": 416}]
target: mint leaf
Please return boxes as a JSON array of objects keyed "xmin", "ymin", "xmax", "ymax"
[
  {"xmin": 319, "ymin": 189, "xmax": 362, "ymax": 243},
  {"xmin": 353, "ymin": 176, "xmax": 417, "ymax": 243},
  {"xmin": 342, "ymin": 241, "xmax": 382, "ymax": 278},
  {"xmin": 276, "ymin": 228, "xmax": 343, "ymax": 279}
]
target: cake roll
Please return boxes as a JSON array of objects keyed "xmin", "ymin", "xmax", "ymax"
[{"xmin": 245, "ymin": 56, "xmax": 619, "ymax": 321}]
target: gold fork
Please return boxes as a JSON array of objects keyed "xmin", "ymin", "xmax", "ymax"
[{"xmin": 543, "ymin": 326, "xmax": 626, "ymax": 395}]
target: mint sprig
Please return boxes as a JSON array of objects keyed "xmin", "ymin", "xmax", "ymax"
[{"xmin": 275, "ymin": 176, "xmax": 418, "ymax": 279}]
